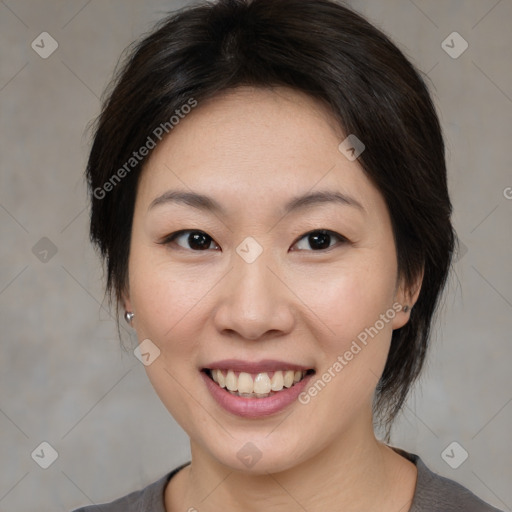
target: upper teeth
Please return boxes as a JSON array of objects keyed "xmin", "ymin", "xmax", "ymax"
[{"xmin": 210, "ymin": 369, "xmax": 306, "ymax": 394}]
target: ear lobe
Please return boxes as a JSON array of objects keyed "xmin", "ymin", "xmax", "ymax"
[
  {"xmin": 391, "ymin": 268, "xmax": 424, "ymax": 330},
  {"xmin": 121, "ymin": 291, "xmax": 135, "ymax": 326}
]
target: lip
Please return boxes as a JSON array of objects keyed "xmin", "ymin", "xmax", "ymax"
[{"xmin": 201, "ymin": 361, "xmax": 315, "ymax": 418}]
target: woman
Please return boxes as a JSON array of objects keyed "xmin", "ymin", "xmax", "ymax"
[{"xmin": 75, "ymin": 0, "xmax": 503, "ymax": 510}]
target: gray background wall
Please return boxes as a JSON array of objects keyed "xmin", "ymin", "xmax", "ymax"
[{"xmin": 0, "ymin": 1, "xmax": 511, "ymax": 510}]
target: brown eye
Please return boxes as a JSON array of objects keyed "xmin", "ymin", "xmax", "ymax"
[
  {"xmin": 161, "ymin": 230, "xmax": 220, "ymax": 251},
  {"xmin": 292, "ymin": 229, "xmax": 347, "ymax": 251}
]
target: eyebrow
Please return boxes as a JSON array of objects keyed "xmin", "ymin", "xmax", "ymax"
[{"xmin": 148, "ymin": 189, "xmax": 365, "ymax": 215}]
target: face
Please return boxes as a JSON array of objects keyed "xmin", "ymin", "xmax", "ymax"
[{"xmin": 125, "ymin": 86, "xmax": 413, "ymax": 474}]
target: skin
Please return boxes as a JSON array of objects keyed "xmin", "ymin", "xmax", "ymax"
[{"xmin": 124, "ymin": 86, "xmax": 422, "ymax": 512}]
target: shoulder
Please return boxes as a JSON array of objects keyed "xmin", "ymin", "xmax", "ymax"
[
  {"xmin": 71, "ymin": 463, "xmax": 189, "ymax": 512},
  {"xmin": 394, "ymin": 448, "xmax": 504, "ymax": 512}
]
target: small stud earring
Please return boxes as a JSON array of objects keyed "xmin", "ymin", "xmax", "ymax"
[
  {"xmin": 124, "ymin": 311, "xmax": 135, "ymax": 324},
  {"xmin": 403, "ymin": 305, "xmax": 410, "ymax": 313}
]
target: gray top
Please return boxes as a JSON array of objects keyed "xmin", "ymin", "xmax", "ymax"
[{"xmin": 72, "ymin": 449, "xmax": 504, "ymax": 512}]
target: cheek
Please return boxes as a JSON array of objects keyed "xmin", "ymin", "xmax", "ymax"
[
  {"xmin": 294, "ymin": 253, "xmax": 397, "ymax": 345},
  {"xmin": 128, "ymin": 247, "xmax": 217, "ymax": 343},
  {"xmin": 292, "ymin": 264, "xmax": 397, "ymax": 427},
  {"xmin": 126, "ymin": 251, "xmax": 219, "ymax": 412},
  {"xmin": 127, "ymin": 252, "xmax": 215, "ymax": 432}
]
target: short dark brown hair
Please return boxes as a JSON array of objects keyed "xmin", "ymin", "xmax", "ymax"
[{"xmin": 86, "ymin": 0, "xmax": 457, "ymax": 437}]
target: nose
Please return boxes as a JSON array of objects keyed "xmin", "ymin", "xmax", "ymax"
[{"xmin": 212, "ymin": 253, "xmax": 296, "ymax": 341}]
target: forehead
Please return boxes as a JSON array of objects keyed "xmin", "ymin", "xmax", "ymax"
[{"xmin": 137, "ymin": 86, "xmax": 381, "ymax": 217}]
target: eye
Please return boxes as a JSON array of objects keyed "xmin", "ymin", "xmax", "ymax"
[
  {"xmin": 159, "ymin": 230, "xmax": 220, "ymax": 251},
  {"xmin": 292, "ymin": 229, "xmax": 348, "ymax": 251}
]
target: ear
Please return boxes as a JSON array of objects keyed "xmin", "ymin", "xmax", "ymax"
[
  {"xmin": 121, "ymin": 286, "xmax": 133, "ymax": 315},
  {"xmin": 391, "ymin": 267, "xmax": 424, "ymax": 330}
]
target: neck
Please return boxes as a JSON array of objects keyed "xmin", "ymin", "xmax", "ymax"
[{"xmin": 167, "ymin": 415, "xmax": 416, "ymax": 512}]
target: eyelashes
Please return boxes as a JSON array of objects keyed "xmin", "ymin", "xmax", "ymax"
[
  {"xmin": 158, "ymin": 229, "xmax": 349, "ymax": 252},
  {"xmin": 292, "ymin": 229, "xmax": 348, "ymax": 251},
  {"xmin": 160, "ymin": 230, "xmax": 219, "ymax": 251}
]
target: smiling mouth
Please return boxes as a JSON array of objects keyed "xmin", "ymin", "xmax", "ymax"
[{"xmin": 203, "ymin": 368, "xmax": 315, "ymax": 398}]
